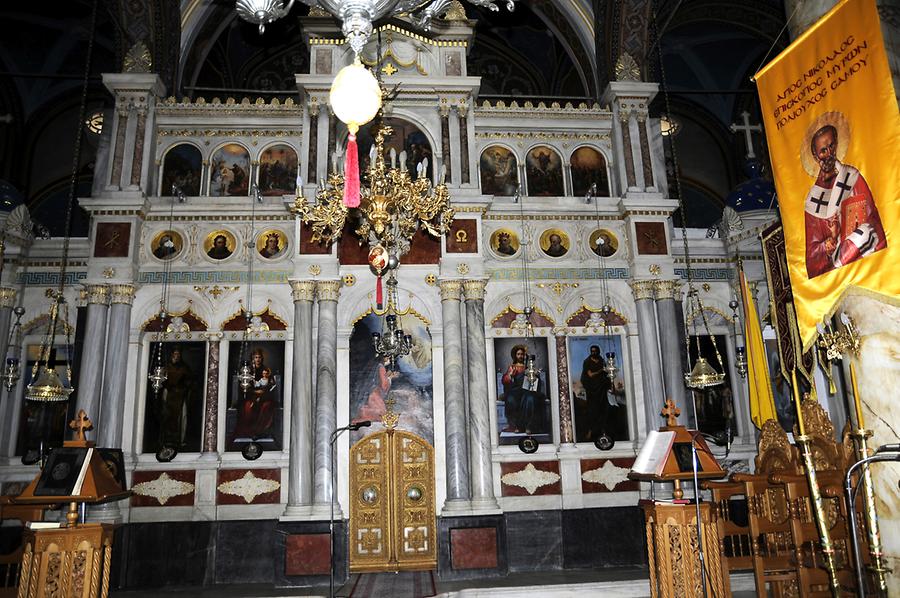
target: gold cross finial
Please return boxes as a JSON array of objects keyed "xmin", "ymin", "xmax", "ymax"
[
  {"xmin": 661, "ymin": 398, "xmax": 680, "ymax": 427},
  {"xmin": 69, "ymin": 409, "xmax": 94, "ymax": 442}
]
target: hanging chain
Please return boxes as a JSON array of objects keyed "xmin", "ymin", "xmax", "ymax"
[{"xmin": 651, "ymin": 0, "xmax": 726, "ymax": 376}]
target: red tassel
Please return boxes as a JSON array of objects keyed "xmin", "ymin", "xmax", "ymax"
[
  {"xmin": 343, "ymin": 132, "xmax": 360, "ymax": 208},
  {"xmin": 376, "ymin": 275, "xmax": 383, "ymax": 309}
]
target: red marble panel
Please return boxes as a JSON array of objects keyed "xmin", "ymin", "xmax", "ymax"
[
  {"xmin": 446, "ymin": 219, "xmax": 477, "ymax": 253},
  {"xmin": 93, "ymin": 222, "xmax": 131, "ymax": 257},
  {"xmin": 499, "ymin": 461, "xmax": 561, "ymax": 497},
  {"xmin": 285, "ymin": 533, "xmax": 331, "ymax": 576},
  {"xmin": 580, "ymin": 458, "xmax": 639, "ymax": 493},
  {"xmin": 216, "ymin": 468, "xmax": 281, "ymax": 505},
  {"xmin": 450, "ymin": 527, "xmax": 498, "ymax": 570},
  {"xmin": 130, "ymin": 470, "xmax": 195, "ymax": 507},
  {"xmin": 634, "ymin": 221, "xmax": 667, "ymax": 255},
  {"xmin": 299, "ymin": 222, "xmax": 333, "ymax": 255}
]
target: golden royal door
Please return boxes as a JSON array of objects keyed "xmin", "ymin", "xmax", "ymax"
[{"xmin": 349, "ymin": 429, "xmax": 437, "ymax": 572}]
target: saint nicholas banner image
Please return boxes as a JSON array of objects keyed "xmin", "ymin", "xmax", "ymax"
[{"xmin": 755, "ymin": 0, "xmax": 900, "ymax": 350}]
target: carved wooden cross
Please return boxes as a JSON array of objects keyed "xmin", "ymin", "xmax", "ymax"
[
  {"xmin": 69, "ymin": 409, "xmax": 93, "ymax": 442},
  {"xmin": 661, "ymin": 398, "xmax": 680, "ymax": 427}
]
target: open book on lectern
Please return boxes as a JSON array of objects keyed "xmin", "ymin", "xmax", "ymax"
[{"xmin": 631, "ymin": 430, "xmax": 675, "ymax": 476}]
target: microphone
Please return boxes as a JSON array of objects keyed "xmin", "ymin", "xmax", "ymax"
[
  {"xmin": 875, "ymin": 443, "xmax": 900, "ymax": 454},
  {"xmin": 348, "ymin": 420, "xmax": 372, "ymax": 431},
  {"xmin": 725, "ymin": 421, "xmax": 733, "ymax": 453}
]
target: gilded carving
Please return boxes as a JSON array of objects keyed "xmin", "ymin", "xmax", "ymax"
[
  {"xmin": 290, "ymin": 280, "xmax": 316, "ymax": 302},
  {"xmin": 438, "ymin": 280, "xmax": 462, "ymax": 301},
  {"xmin": 108, "ymin": 284, "xmax": 136, "ymax": 305},
  {"xmin": 461, "ymin": 279, "xmax": 486, "ymax": 300},
  {"xmin": 629, "ymin": 279, "xmax": 656, "ymax": 301},
  {"xmin": 615, "ymin": 52, "xmax": 642, "ymax": 82},
  {"xmin": 315, "ymin": 280, "xmax": 341, "ymax": 302},
  {"xmin": 0, "ymin": 287, "xmax": 17, "ymax": 309},
  {"xmin": 654, "ymin": 280, "xmax": 683, "ymax": 300},
  {"xmin": 84, "ymin": 284, "xmax": 110, "ymax": 305}
]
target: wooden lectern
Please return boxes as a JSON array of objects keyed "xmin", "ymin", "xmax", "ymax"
[
  {"xmin": 12, "ymin": 411, "xmax": 129, "ymax": 598},
  {"xmin": 629, "ymin": 400, "xmax": 730, "ymax": 598}
]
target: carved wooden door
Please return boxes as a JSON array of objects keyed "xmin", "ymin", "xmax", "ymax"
[{"xmin": 349, "ymin": 429, "xmax": 436, "ymax": 572}]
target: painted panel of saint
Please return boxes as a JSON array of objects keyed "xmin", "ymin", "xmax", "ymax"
[
  {"xmin": 765, "ymin": 337, "xmax": 804, "ymax": 434},
  {"xmin": 688, "ymin": 335, "xmax": 735, "ymax": 436},
  {"xmin": 258, "ymin": 144, "xmax": 298, "ymax": 196},
  {"xmin": 568, "ymin": 336, "xmax": 629, "ymax": 443},
  {"xmin": 15, "ymin": 345, "xmax": 73, "ymax": 462},
  {"xmin": 226, "ymin": 341, "xmax": 285, "ymax": 451},
  {"xmin": 348, "ymin": 313, "xmax": 434, "ymax": 445},
  {"xmin": 480, "ymin": 146, "xmax": 519, "ymax": 196},
  {"xmin": 570, "ymin": 146, "xmax": 610, "ymax": 197},
  {"xmin": 525, "ymin": 145, "xmax": 564, "ymax": 196},
  {"xmin": 210, "ymin": 143, "xmax": 251, "ymax": 196},
  {"xmin": 142, "ymin": 342, "xmax": 207, "ymax": 454},
  {"xmin": 160, "ymin": 143, "xmax": 202, "ymax": 196},
  {"xmin": 494, "ymin": 337, "xmax": 552, "ymax": 445}
]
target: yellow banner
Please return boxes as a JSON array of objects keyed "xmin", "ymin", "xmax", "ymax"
[
  {"xmin": 755, "ymin": 0, "xmax": 900, "ymax": 350},
  {"xmin": 741, "ymin": 269, "xmax": 777, "ymax": 428}
]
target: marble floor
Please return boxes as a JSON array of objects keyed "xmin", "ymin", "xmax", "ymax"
[{"xmin": 109, "ymin": 570, "xmax": 759, "ymax": 597}]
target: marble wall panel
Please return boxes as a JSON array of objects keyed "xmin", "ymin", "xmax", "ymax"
[
  {"xmin": 216, "ymin": 468, "xmax": 281, "ymax": 505},
  {"xmin": 130, "ymin": 470, "xmax": 196, "ymax": 507},
  {"xmin": 499, "ymin": 461, "xmax": 561, "ymax": 497},
  {"xmin": 580, "ymin": 458, "xmax": 639, "ymax": 493}
]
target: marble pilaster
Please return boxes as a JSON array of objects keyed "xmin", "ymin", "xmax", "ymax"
[
  {"xmin": 285, "ymin": 280, "xmax": 317, "ymax": 517},
  {"xmin": 306, "ymin": 101, "xmax": 320, "ymax": 184},
  {"xmin": 75, "ymin": 284, "xmax": 110, "ymax": 426},
  {"xmin": 98, "ymin": 284, "xmax": 136, "ymax": 448},
  {"xmin": 619, "ymin": 110, "xmax": 637, "ymax": 190},
  {"xmin": 439, "ymin": 280, "xmax": 470, "ymax": 511},
  {"xmin": 439, "ymin": 103, "xmax": 452, "ymax": 183},
  {"xmin": 201, "ymin": 333, "xmax": 222, "ymax": 455},
  {"xmin": 313, "ymin": 280, "xmax": 340, "ymax": 511},
  {"xmin": 636, "ymin": 112, "xmax": 654, "ymax": 191},
  {"xmin": 630, "ymin": 280, "xmax": 666, "ymax": 432},
  {"xmin": 554, "ymin": 335, "xmax": 575, "ymax": 445},
  {"xmin": 456, "ymin": 101, "xmax": 470, "ymax": 184},
  {"xmin": 654, "ymin": 280, "xmax": 687, "ymax": 422},
  {"xmin": 462, "ymin": 279, "xmax": 498, "ymax": 511}
]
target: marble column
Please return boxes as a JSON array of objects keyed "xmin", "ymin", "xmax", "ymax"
[
  {"xmin": 456, "ymin": 101, "xmax": 470, "ymax": 184},
  {"xmin": 462, "ymin": 280, "xmax": 498, "ymax": 511},
  {"xmin": 555, "ymin": 335, "xmax": 575, "ymax": 445},
  {"xmin": 439, "ymin": 280, "xmax": 470, "ymax": 510},
  {"xmin": 327, "ymin": 110, "xmax": 337, "ymax": 169},
  {"xmin": 75, "ymin": 284, "xmax": 110, "ymax": 425},
  {"xmin": 655, "ymin": 280, "xmax": 687, "ymax": 422},
  {"xmin": 636, "ymin": 111, "xmax": 655, "ymax": 191},
  {"xmin": 201, "ymin": 333, "xmax": 222, "ymax": 456},
  {"xmin": 630, "ymin": 280, "xmax": 666, "ymax": 432},
  {"xmin": 285, "ymin": 280, "xmax": 317, "ymax": 516},
  {"xmin": 313, "ymin": 280, "xmax": 340, "ymax": 509},
  {"xmin": 98, "ymin": 284, "xmax": 136, "ymax": 448}
]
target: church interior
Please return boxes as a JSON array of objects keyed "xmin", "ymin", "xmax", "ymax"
[{"xmin": 0, "ymin": 0, "xmax": 899, "ymax": 596}]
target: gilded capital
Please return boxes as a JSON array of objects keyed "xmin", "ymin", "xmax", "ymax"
[
  {"xmin": 438, "ymin": 280, "xmax": 462, "ymax": 301},
  {"xmin": 438, "ymin": 100, "xmax": 451, "ymax": 118},
  {"xmin": 654, "ymin": 280, "xmax": 682, "ymax": 300},
  {"xmin": 315, "ymin": 280, "xmax": 341, "ymax": 302},
  {"xmin": 629, "ymin": 279, "xmax": 656, "ymax": 301},
  {"xmin": 618, "ymin": 109, "xmax": 631, "ymax": 124},
  {"xmin": 0, "ymin": 287, "xmax": 17, "ymax": 309},
  {"xmin": 635, "ymin": 110, "xmax": 648, "ymax": 123},
  {"xmin": 108, "ymin": 284, "xmax": 137, "ymax": 305},
  {"xmin": 291, "ymin": 280, "xmax": 317, "ymax": 302},
  {"xmin": 308, "ymin": 99, "xmax": 320, "ymax": 117},
  {"xmin": 85, "ymin": 284, "xmax": 110, "ymax": 305},
  {"xmin": 462, "ymin": 279, "xmax": 487, "ymax": 301}
]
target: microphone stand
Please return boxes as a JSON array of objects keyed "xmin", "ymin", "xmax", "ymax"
[
  {"xmin": 329, "ymin": 421, "xmax": 371, "ymax": 598},
  {"xmin": 844, "ymin": 450, "xmax": 900, "ymax": 597}
]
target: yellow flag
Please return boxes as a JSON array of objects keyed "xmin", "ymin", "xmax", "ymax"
[
  {"xmin": 741, "ymin": 269, "xmax": 777, "ymax": 428},
  {"xmin": 755, "ymin": 0, "xmax": 900, "ymax": 351}
]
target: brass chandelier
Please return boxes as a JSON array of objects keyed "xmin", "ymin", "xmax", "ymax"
[{"xmin": 293, "ymin": 124, "xmax": 454, "ymax": 258}]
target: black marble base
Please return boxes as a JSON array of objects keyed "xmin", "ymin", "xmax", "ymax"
[
  {"xmin": 273, "ymin": 520, "xmax": 347, "ymax": 588},
  {"xmin": 560, "ymin": 507, "xmax": 646, "ymax": 569},
  {"xmin": 437, "ymin": 514, "xmax": 507, "ymax": 582}
]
